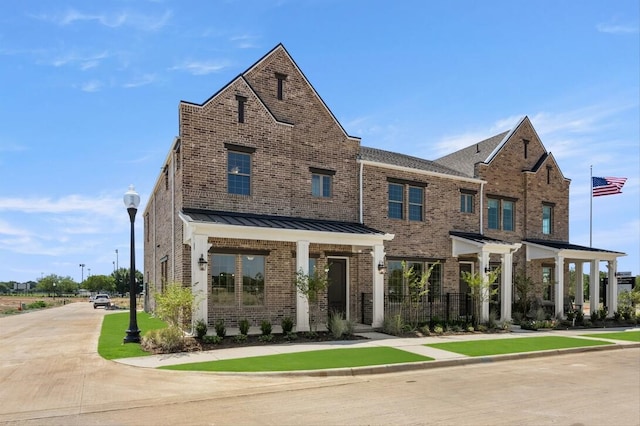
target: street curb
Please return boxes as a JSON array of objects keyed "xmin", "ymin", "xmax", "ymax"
[{"xmin": 200, "ymin": 342, "xmax": 640, "ymax": 378}]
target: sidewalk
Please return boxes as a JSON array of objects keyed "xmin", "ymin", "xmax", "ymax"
[{"xmin": 114, "ymin": 327, "xmax": 640, "ymax": 375}]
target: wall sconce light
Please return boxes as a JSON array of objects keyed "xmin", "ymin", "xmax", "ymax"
[
  {"xmin": 485, "ymin": 266, "xmax": 491, "ymax": 273},
  {"xmin": 377, "ymin": 261, "xmax": 387, "ymax": 274},
  {"xmin": 198, "ymin": 254, "xmax": 208, "ymax": 271}
]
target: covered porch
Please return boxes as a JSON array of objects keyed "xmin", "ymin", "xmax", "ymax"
[
  {"xmin": 450, "ymin": 231, "xmax": 522, "ymax": 323},
  {"xmin": 524, "ymin": 240, "xmax": 626, "ymax": 319},
  {"xmin": 180, "ymin": 209, "xmax": 394, "ymax": 331}
]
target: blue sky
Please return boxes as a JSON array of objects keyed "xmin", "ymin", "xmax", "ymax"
[{"xmin": 1, "ymin": 0, "xmax": 638, "ymax": 283}]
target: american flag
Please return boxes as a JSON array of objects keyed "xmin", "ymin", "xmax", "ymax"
[{"xmin": 592, "ymin": 176, "xmax": 627, "ymax": 197}]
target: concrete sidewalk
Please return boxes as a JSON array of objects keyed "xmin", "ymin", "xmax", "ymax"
[{"xmin": 114, "ymin": 327, "xmax": 640, "ymax": 374}]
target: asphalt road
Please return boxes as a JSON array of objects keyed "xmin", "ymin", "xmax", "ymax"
[{"xmin": 1, "ymin": 302, "xmax": 638, "ymax": 425}]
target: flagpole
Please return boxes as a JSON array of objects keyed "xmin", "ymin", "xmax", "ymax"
[{"xmin": 589, "ymin": 165, "xmax": 593, "ymax": 248}]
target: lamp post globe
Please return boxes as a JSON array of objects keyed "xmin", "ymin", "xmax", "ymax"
[{"xmin": 123, "ymin": 185, "xmax": 141, "ymax": 344}]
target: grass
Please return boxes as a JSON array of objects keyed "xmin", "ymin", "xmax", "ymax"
[
  {"xmin": 98, "ymin": 311, "xmax": 167, "ymax": 360},
  {"xmin": 160, "ymin": 347, "xmax": 433, "ymax": 372},
  {"xmin": 426, "ymin": 336, "xmax": 612, "ymax": 357},
  {"xmin": 581, "ymin": 330, "xmax": 640, "ymax": 342}
]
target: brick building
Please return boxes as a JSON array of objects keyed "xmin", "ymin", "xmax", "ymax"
[{"xmin": 144, "ymin": 44, "xmax": 625, "ymax": 331}]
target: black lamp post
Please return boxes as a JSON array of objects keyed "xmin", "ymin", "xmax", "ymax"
[{"xmin": 123, "ymin": 185, "xmax": 141, "ymax": 344}]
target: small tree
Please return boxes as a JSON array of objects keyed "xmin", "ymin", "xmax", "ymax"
[
  {"xmin": 513, "ymin": 271, "xmax": 542, "ymax": 318},
  {"xmin": 401, "ymin": 261, "xmax": 439, "ymax": 327},
  {"xmin": 461, "ymin": 267, "xmax": 501, "ymax": 326},
  {"xmin": 154, "ymin": 282, "xmax": 195, "ymax": 334},
  {"xmin": 294, "ymin": 266, "xmax": 330, "ymax": 332}
]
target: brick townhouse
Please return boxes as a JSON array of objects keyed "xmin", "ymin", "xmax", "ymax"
[{"xmin": 143, "ymin": 44, "xmax": 625, "ymax": 331}]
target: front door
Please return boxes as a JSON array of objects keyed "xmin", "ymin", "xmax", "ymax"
[{"xmin": 327, "ymin": 259, "xmax": 347, "ymax": 317}]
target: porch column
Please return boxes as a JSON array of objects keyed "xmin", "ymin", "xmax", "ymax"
[
  {"xmin": 479, "ymin": 251, "xmax": 490, "ymax": 323},
  {"xmin": 500, "ymin": 252, "xmax": 513, "ymax": 322},
  {"xmin": 295, "ymin": 240, "xmax": 310, "ymax": 332},
  {"xmin": 372, "ymin": 244, "xmax": 386, "ymax": 328},
  {"xmin": 554, "ymin": 254, "xmax": 565, "ymax": 319},
  {"xmin": 191, "ymin": 234, "xmax": 212, "ymax": 331},
  {"xmin": 574, "ymin": 261, "xmax": 584, "ymax": 313},
  {"xmin": 607, "ymin": 260, "xmax": 618, "ymax": 317},
  {"xmin": 589, "ymin": 259, "xmax": 600, "ymax": 316}
]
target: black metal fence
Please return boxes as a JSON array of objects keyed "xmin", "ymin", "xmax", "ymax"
[{"xmin": 360, "ymin": 292, "xmax": 475, "ymax": 325}]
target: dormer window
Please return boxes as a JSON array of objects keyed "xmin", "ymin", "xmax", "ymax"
[
  {"xmin": 236, "ymin": 95, "xmax": 247, "ymax": 123},
  {"xmin": 275, "ymin": 73, "xmax": 287, "ymax": 100}
]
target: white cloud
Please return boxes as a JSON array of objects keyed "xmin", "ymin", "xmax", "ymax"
[
  {"xmin": 170, "ymin": 60, "xmax": 230, "ymax": 75},
  {"xmin": 80, "ymin": 80, "xmax": 103, "ymax": 92},
  {"xmin": 596, "ymin": 22, "xmax": 639, "ymax": 34},
  {"xmin": 230, "ymin": 34, "xmax": 260, "ymax": 49},
  {"xmin": 0, "ymin": 194, "xmax": 122, "ymax": 217},
  {"xmin": 122, "ymin": 73, "xmax": 157, "ymax": 88},
  {"xmin": 51, "ymin": 50, "xmax": 110, "ymax": 70},
  {"xmin": 36, "ymin": 8, "xmax": 172, "ymax": 31}
]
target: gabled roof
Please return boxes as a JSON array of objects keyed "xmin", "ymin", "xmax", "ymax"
[
  {"xmin": 433, "ymin": 131, "xmax": 508, "ymax": 178},
  {"xmin": 359, "ymin": 146, "xmax": 478, "ymax": 181}
]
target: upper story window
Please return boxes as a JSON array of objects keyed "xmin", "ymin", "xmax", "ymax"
[
  {"xmin": 275, "ymin": 73, "xmax": 287, "ymax": 100},
  {"xmin": 235, "ymin": 95, "xmax": 247, "ymax": 123},
  {"xmin": 460, "ymin": 190, "xmax": 475, "ymax": 213},
  {"xmin": 224, "ymin": 142, "xmax": 257, "ymax": 195},
  {"xmin": 542, "ymin": 203, "xmax": 554, "ymax": 235},
  {"xmin": 310, "ymin": 167, "xmax": 334, "ymax": 198},
  {"xmin": 388, "ymin": 183, "xmax": 404, "ymax": 219},
  {"xmin": 408, "ymin": 186, "xmax": 424, "ymax": 221},
  {"xmin": 488, "ymin": 197, "xmax": 515, "ymax": 231}
]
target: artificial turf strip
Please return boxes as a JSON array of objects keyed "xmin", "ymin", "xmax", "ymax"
[
  {"xmin": 581, "ymin": 331, "xmax": 640, "ymax": 343},
  {"xmin": 160, "ymin": 347, "xmax": 433, "ymax": 372},
  {"xmin": 98, "ymin": 311, "xmax": 167, "ymax": 360},
  {"xmin": 425, "ymin": 336, "xmax": 612, "ymax": 357}
]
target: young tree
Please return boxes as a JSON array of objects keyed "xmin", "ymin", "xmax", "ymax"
[
  {"xmin": 401, "ymin": 261, "xmax": 439, "ymax": 327},
  {"xmin": 154, "ymin": 282, "xmax": 195, "ymax": 334},
  {"xmin": 461, "ymin": 267, "xmax": 501, "ymax": 326},
  {"xmin": 513, "ymin": 271, "xmax": 541, "ymax": 317},
  {"xmin": 294, "ymin": 266, "xmax": 330, "ymax": 332}
]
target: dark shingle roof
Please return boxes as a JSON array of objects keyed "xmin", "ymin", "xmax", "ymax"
[
  {"xmin": 359, "ymin": 146, "xmax": 470, "ymax": 178},
  {"xmin": 433, "ymin": 131, "xmax": 508, "ymax": 178},
  {"xmin": 182, "ymin": 208, "xmax": 386, "ymax": 235}
]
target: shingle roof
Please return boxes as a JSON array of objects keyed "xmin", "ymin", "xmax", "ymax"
[
  {"xmin": 433, "ymin": 131, "xmax": 508, "ymax": 178},
  {"xmin": 359, "ymin": 146, "xmax": 469, "ymax": 178},
  {"xmin": 182, "ymin": 208, "xmax": 386, "ymax": 235}
]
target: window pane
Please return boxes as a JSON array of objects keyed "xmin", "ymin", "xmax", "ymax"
[
  {"xmin": 242, "ymin": 255, "xmax": 265, "ymax": 306},
  {"xmin": 212, "ymin": 254, "xmax": 235, "ymax": 305},
  {"xmin": 322, "ymin": 175, "xmax": 331, "ymax": 197},
  {"xmin": 542, "ymin": 266, "xmax": 553, "ymax": 301},
  {"xmin": 503, "ymin": 201, "xmax": 514, "ymax": 231},
  {"xmin": 387, "ymin": 261, "xmax": 403, "ymax": 301},
  {"xmin": 488, "ymin": 199, "xmax": 499, "ymax": 229},
  {"xmin": 228, "ymin": 152, "xmax": 250, "ymax": 174},
  {"xmin": 428, "ymin": 263, "xmax": 442, "ymax": 298},
  {"xmin": 542, "ymin": 205, "xmax": 552, "ymax": 234},
  {"xmin": 311, "ymin": 175, "xmax": 321, "ymax": 196},
  {"xmin": 461, "ymin": 193, "xmax": 473, "ymax": 213},
  {"xmin": 388, "ymin": 183, "xmax": 404, "ymax": 219},
  {"xmin": 408, "ymin": 187, "xmax": 423, "ymax": 221},
  {"xmin": 228, "ymin": 152, "xmax": 251, "ymax": 195}
]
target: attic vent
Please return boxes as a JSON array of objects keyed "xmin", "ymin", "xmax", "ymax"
[
  {"xmin": 235, "ymin": 95, "xmax": 247, "ymax": 123},
  {"xmin": 275, "ymin": 73, "xmax": 287, "ymax": 100},
  {"xmin": 476, "ymin": 144, "xmax": 480, "ymax": 153}
]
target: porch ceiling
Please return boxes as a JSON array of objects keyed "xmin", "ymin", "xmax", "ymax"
[
  {"xmin": 524, "ymin": 239, "xmax": 626, "ymax": 262},
  {"xmin": 180, "ymin": 208, "xmax": 394, "ymax": 246}
]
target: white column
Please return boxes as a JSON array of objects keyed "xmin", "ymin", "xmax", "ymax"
[
  {"xmin": 589, "ymin": 259, "xmax": 600, "ymax": 315},
  {"xmin": 607, "ymin": 260, "xmax": 618, "ymax": 317},
  {"xmin": 295, "ymin": 240, "xmax": 310, "ymax": 332},
  {"xmin": 372, "ymin": 244, "xmax": 386, "ymax": 328},
  {"xmin": 500, "ymin": 252, "xmax": 513, "ymax": 322},
  {"xmin": 479, "ymin": 251, "xmax": 490, "ymax": 323},
  {"xmin": 574, "ymin": 261, "xmax": 584, "ymax": 312},
  {"xmin": 191, "ymin": 234, "xmax": 212, "ymax": 331},
  {"xmin": 554, "ymin": 254, "xmax": 565, "ymax": 319}
]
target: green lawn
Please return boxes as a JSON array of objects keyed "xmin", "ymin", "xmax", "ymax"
[
  {"xmin": 581, "ymin": 330, "xmax": 640, "ymax": 342},
  {"xmin": 160, "ymin": 347, "xmax": 433, "ymax": 372},
  {"xmin": 98, "ymin": 311, "xmax": 167, "ymax": 360},
  {"xmin": 426, "ymin": 336, "xmax": 612, "ymax": 357}
]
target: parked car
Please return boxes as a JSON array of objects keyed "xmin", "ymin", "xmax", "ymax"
[{"xmin": 93, "ymin": 294, "xmax": 111, "ymax": 309}]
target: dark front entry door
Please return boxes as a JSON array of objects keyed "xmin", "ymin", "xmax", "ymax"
[{"xmin": 327, "ymin": 259, "xmax": 347, "ymax": 317}]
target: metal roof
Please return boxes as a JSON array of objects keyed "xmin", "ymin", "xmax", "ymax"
[{"xmin": 524, "ymin": 239, "xmax": 625, "ymax": 255}]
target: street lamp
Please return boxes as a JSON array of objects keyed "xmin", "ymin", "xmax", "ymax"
[
  {"xmin": 123, "ymin": 185, "xmax": 141, "ymax": 343},
  {"xmin": 79, "ymin": 263, "xmax": 85, "ymax": 284}
]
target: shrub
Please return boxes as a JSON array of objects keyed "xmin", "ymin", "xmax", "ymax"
[
  {"xmin": 214, "ymin": 319, "xmax": 226, "ymax": 338},
  {"xmin": 328, "ymin": 311, "xmax": 347, "ymax": 339},
  {"xmin": 260, "ymin": 319, "xmax": 272, "ymax": 336},
  {"xmin": 203, "ymin": 335, "xmax": 222, "ymax": 345},
  {"xmin": 382, "ymin": 314, "xmax": 405, "ymax": 336},
  {"xmin": 590, "ymin": 311, "xmax": 599, "ymax": 323},
  {"xmin": 154, "ymin": 282, "xmax": 194, "ymax": 333},
  {"xmin": 238, "ymin": 319, "xmax": 250, "ymax": 336},
  {"xmin": 285, "ymin": 332, "xmax": 298, "ymax": 341},
  {"xmin": 598, "ymin": 307, "xmax": 608, "ymax": 321},
  {"xmin": 142, "ymin": 326, "xmax": 184, "ymax": 353},
  {"xmin": 258, "ymin": 334, "xmax": 274, "ymax": 342},
  {"xmin": 613, "ymin": 311, "xmax": 622, "ymax": 322},
  {"xmin": 234, "ymin": 334, "xmax": 247, "ymax": 343},
  {"xmin": 576, "ymin": 310, "xmax": 584, "ymax": 325},
  {"xmin": 195, "ymin": 320, "xmax": 207, "ymax": 339},
  {"xmin": 467, "ymin": 325, "xmax": 475, "ymax": 333},
  {"xmin": 419, "ymin": 325, "xmax": 431, "ymax": 336},
  {"xmin": 281, "ymin": 316, "xmax": 294, "ymax": 334},
  {"xmin": 512, "ymin": 312, "xmax": 523, "ymax": 324},
  {"xmin": 433, "ymin": 325, "xmax": 444, "ymax": 335},
  {"xmin": 26, "ymin": 300, "xmax": 47, "ymax": 309},
  {"xmin": 534, "ymin": 308, "xmax": 547, "ymax": 322}
]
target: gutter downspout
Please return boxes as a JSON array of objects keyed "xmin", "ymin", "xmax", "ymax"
[
  {"xmin": 359, "ymin": 158, "xmax": 364, "ymax": 224},
  {"xmin": 479, "ymin": 182, "xmax": 485, "ymax": 235}
]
